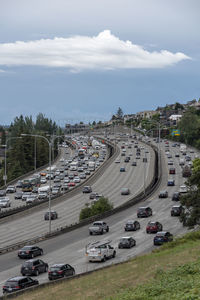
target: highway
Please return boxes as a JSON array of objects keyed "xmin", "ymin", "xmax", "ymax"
[
  {"xmin": 0, "ymin": 138, "xmax": 196, "ymax": 295},
  {"xmin": 0, "ymin": 136, "xmax": 154, "ymax": 249}
]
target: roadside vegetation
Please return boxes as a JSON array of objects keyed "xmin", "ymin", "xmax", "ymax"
[
  {"xmin": 79, "ymin": 197, "xmax": 113, "ymax": 220},
  {"xmin": 0, "ymin": 113, "xmax": 63, "ymax": 187},
  {"xmin": 14, "ymin": 229, "xmax": 200, "ymax": 300}
]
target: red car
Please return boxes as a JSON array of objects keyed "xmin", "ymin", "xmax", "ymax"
[
  {"xmin": 169, "ymin": 168, "xmax": 176, "ymax": 174},
  {"xmin": 68, "ymin": 182, "xmax": 75, "ymax": 187},
  {"xmin": 146, "ymin": 221, "xmax": 163, "ymax": 233}
]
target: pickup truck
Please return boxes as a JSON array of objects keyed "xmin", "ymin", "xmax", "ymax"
[
  {"xmin": 85, "ymin": 240, "xmax": 116, "ymax": 262},
  {"xmin": 89, "ymin": 221, "xmax": 109, "ymax": 235}
]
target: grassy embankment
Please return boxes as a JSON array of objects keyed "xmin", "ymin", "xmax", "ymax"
[{"xmin": 14, "ymin": 230, "xmax": 200, "ymax": 300}]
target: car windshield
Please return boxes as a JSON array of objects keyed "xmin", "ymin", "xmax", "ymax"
[
  {"xmin": 138, "ymin": 208, "xmax": 146, "ymax": 212},
  {"xmin": 50, "ymin": 266, "xmax": 62, "ymax": 271},
  {"xmin": 126, "ymin": 221, "xmax": 133, "ymax": 224},
  {"xmin": 120, "ymin": 238, "xmax": 129, "ymax": 243},
  {"xmin": 23, "ymin": 262, "xmax": 32, "ymax": 267},
  {"xmin": 156, "ymin": 232, "xmax": 165, "ymax": 236},
  {"xmin": 148, "ymin": 222, "xmax": 156, "ymax": 226},
  {"xmin": 93, "ymin": 223, "xmax": 102, "ymax": 226},
  {"xmin": 21, "ymin": 246, "xmax": 33, "ymax": 250}
]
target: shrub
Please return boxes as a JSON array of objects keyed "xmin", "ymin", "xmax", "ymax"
[{"xmin": 79, "ymin": 197, "xmax": 113, "ymax": 221}]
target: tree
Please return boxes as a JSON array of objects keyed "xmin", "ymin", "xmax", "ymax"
[
  {"xmin": 180, "ymin": 158, "xmax": 200, "ymax": 227},
  {"xmin": 117, "ymin": 107, "xmax": 123, "ymax": 119}
]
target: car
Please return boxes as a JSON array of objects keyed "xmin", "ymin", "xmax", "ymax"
[
  {"xmin": 80, "ymin": 173, "xmax": 86, "ymax": 179},
  {"xmin": 18, "ymin": 246, "xmax": 43, "ymax": 259},
  {"xmin": 121, "ymin": 152, "xmax": 125, "ymax": 156},
  {"xmin": 179, "ymin": 185, "xmax": 188, "ymax": 194},
  {"xmin": 48, "ymin": 263, "xmax": 75, "ymax": 280},
  {"xmin": 68, "ymin": 182, "xmax": 76, "ymax": 187},
  {"xmin": 40, "ymin": 178, "xmax": 47, "ymax": 184},
  {"xmin": 32, "ymin": 186, "xmax": 38, "ymax": 193},
  {"xmin": 172, "ymin": 192, "xmax": 180, "ymax": 201},
  {"xmin": 167, "ymin": 179, "xmax": 175, "ymax": 186},
  {"xmin": 38, "ymin": 191, "xmax": 48, "ymax": 199},
  {"xmin": 90, "ymin": 192, "xmax": 101, "ymax": 200},
  {"xmin": 26, "ymin": 195, "xmax": 38, "ymax": 204},
  {"xmin": 121, "ymin": 188, "xmax": 130, "ymax": 195},
  {"xmin": 68, "ymin": 174, "xmax": 74, "ymax": 180},
  {"xmin": 89, "ymin": 221, "xmax": 109, "ymax": 235},
  {"xmin": 6, "ymin": 185, "xmax": 16, "ymax": 193},
  {"xmin": 146, "ymin": 221, "xmax": 163, "ymax": 233},
  {"xmin": 124, "ymin": 220, "xmax": 140, "ymax": 231},
  {"xmin": 21, "ymin": 259, "xmax": 48, "ymax": 276},
  {"xmin": 168, "ymin": 160, "xmax": 174, "ymax": 165},
  {"xmin": 3, "ymin": 276, "xmax": 39, "ymax": 294},
  {"xmin": 82, "ymin": 186, "xmax": 92, "ymax": 193},
  {"xmin": 0, "ymin": 198, "xmax": 11, "ymax": 208},
  {"xmin": 118, "ymin": 237, "xmax": 136, "ymax": 249},
  {"xmin": 124, "ymin": 157, "xmax": 130, "ymax": 163},
  {"xmin": 62, "ymin": 183, "xmax": 69, "ymax": 191},
  {"xmin": 136, "ymin": 155, "xmax": 140, "ymax": 159},
  {"xmin": 74, "ymin": 177, "xmax": 81, "ymax": 183},
  {"xmin": 16, "ymin": 180, "xmax": 23, "ymax": 188},
  {"xmin": 22, "ymin": 192, "xmax": 32, "ymax": 201},
  {"xmin": 0, "ymin": 189, "xmax": 6, "ymax": 197},
  {"xmin": 169, "ymin": 167, "xmax": 176, "ymax": 174},
  {"xmin": 85, "ymin": 170, "xmax": 91, "ymax": 175},
  {"xmin": 15, "ymin": 191, "xmax": 23, "ymax": 199},
  {"xmin": 54, "ymin": 176, "xmax": 61, "ymax": 183},
  {"xmin": 51, "ymin": 188, "xmax": 61, "ymax": 195},
  {"xmin": 120, "ymin": 167, "xmax": 126, "ymax": 172},
  {"xmin": 159, "ymin": 190, "xmax": 168, "ymax": 198},
  {"xmin": 44, "ymin": 211, "xmax": 58, "ymax": 220},
  {"xmin": 175, "ymin": 153, "xmax": 180, "ymax": 157},
  {"xmin": 171, "ymin": 205, "xmax": 184, "ymax": 216},
  {"xmin": 132, "ymin": 162, "xmax": 137, "ymax": 166},
  {"xmin": 167, "ymin": 154, "xmax": 172, "ymax": 158},
  {"xmin": 137, "ymin": 206, "xmax": 152, "ymax": 218},
  {"xmin": 154, "ymin": 231, "xmax": 173, "ymax": 245}
]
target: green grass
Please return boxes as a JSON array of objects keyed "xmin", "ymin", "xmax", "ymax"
[{"xmin": 14, "ymin": 230, "xmax": 200, "ymax": 300}]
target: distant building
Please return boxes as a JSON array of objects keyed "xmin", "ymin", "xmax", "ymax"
[
  {"xmin": 169, "ymin": 114, "xmax": 183, "ymax": 126},
  {"xmin": 65, "ymin": 123, "xmax": 90, "ymax": 134}
]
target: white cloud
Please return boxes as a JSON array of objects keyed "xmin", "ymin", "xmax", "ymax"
[{"xmin": 0, "ymin": 30, "xmax": 190, "ymax": 72}]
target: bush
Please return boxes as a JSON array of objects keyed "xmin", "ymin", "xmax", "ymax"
[{"xmin": 79, "ymin": 197, "xmax": 113, "ymax": 221}]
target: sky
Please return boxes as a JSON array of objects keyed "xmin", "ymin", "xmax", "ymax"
[{"xmin": 0, "ymin": 0, "xmax": 200, "ymax": 125}]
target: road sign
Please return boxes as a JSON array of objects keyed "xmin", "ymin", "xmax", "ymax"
[{"xmin": 171, "ymin": 129, "xmax": 180, "ymax": 136}]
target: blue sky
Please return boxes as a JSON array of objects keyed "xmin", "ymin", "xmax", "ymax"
[{"xmin": 0, "ymin": 0, "xmax": 200, "ymax": 125}]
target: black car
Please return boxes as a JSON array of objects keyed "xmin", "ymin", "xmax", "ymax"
[
  {"xmin": 120, "ymin": 167, "xmax": 126, "ymax": 172},
  {"xmin": 118, "ymin": 237, "xmax": 136, "ymax": 249},
  {"xmin": 124, "ymin": 157, "xmax": 130, "ymax": 163},
  {"xmin": 124, "ymin": 220, "xmax": 140, "ymax": 231},
  {"xmin": 18, "ymin": 245, "xmax": 43, "ymax": 259},
  {"xmin": 172, "ymin": 192, "xmax": 180, "ymax": 201},
  {"xmin": 44, "ymin": 211, "xmax": 58, "ymax": 220},
  {"xmin": 3, "ymin": 276, "xmax": 38, "ymax": 294},
  {"xmin": 154, "ymin": 231, "xmax": 173, "ymax": 245},
  {"xmin": 48, "ymin": 264, "xmax": 75, "ymax": 280},
  {"xmin": 82, "ymin": 186, "xmax": 92, "ymax": 193},
  {"xmin": 21, "ymin": 259, "xmax": 48, "ymax": 276},
  {"xmin": 146, "ymin": 221, "xmax": 163, "ymax": 233},
  {"xmin": 137, "ymin": 206, "xmax": 152, "ymax": 218},
  {"xmin": 171, "ymin": 205, "xmax": 184, "ymax": 216},
  {"xmin": 132, "ymin": 162, "xmax": 137, "ymax": 166},
  {"xmin": 16, "ymin": 180, "xmax": 23, "ymax": 188},
  {"xmin": 159, "ymin": 190, "xmax": 168, "ymax": 198}
]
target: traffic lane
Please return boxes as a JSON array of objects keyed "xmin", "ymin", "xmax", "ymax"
[{"xmin": 0, "ymin": 140, "xmax": 154, "ymax": 247}]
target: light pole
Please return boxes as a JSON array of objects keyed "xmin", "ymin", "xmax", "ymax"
[
  {"xmin": 21, "ymin": 134, "xmax": 52, "ymax": 234},
  {"xmin": 2, "ymin": 137, "xmax": 22, "ymax": 187}
]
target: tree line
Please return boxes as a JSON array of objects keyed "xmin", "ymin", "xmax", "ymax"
[{"xmin": 0, "ymin": 113, "xmax": 63, "ymax": 187}]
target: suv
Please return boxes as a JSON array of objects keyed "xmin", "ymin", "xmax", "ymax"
[
  {"xmin": 118, "ymin": 237, "xmax": 136, "ymax": 249},
  {"xmin": 3, "ymin": 276, "xmax": 38, "ymax": 294},
  {"xmin": 167, "ymin": 179, "xmax": 175, "ymax": 186},
  {"xmin": 82, "ymin": 186, "xmax": 92, "ymax": 193},
  {"xmin": 21, "ymin": 259, "xmax": 48, "ymax": 276},
  {"xmin": 172, "ymin": 192, "xmax": 180, "ymax": 201},
  {"xmin": 159, "ymin": 190, "xmax": 168, "ymax": 198},
  {"xmin": 154, "ymin": 231, "xmax": 173, "ymax": 245},
  {"xmin": 18, "ymin": 246, "xmax": 43, "ymax": 259},
  {"xmin": 44, "ymin": 211, "xmax": 58, "ymax": 220},
  {"xmin": 171, "ymin": 205, "xmax": 184, "ymax": 216},
  {"xmin": 89, "ymin": 221, "xmax": 109, "ymax": 235},
  {"xmin": 48, "ymin": 264, "xmax": 75, "ymax": 280},
  {"xmin": 137, "ymin": 207, "xmax": 152, "ymax": 218},
  {"xmin": 120, "ymin": 167, "xmax": 126, "ymax": 172},
  {"xmin": 124, "ymin": 220, "xmax": 140, "ymax": 231},
  {"xmin": 146, "ymin": 221, "xmax": 163, "ymax": 233},
  {"xmin": 121, "ymin": 188, "xmax": 130, "ymax": 195}
]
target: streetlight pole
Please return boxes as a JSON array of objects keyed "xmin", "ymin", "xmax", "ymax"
[
  {"xmin": 21, "ymin": 134, "xmax": 52, "ymax": 234},
  {"xmin": 34, "ymin": 136, "xmax": 37, "ymax": 171}
]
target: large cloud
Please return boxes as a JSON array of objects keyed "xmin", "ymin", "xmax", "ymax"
[{"xmin": 0, "ymin": 30, "xmax": 190, "ymax": 71}]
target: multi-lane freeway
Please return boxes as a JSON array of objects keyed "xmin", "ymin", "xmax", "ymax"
[{"xmin": 0, "ymin": 133, "xmax": 197, "ymax": 296}]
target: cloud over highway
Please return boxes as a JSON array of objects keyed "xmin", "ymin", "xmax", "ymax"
[{"xmin": 0, "ymin": 30, "xmax": 190, "ymax": 72}]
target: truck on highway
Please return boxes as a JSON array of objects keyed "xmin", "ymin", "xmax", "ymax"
[
  {"xmin": 88, "ymin": 221, "xmax": 109, "ymax": 235},
  {"xmin": 38, "ymin": 185, "xmax": 50, "ymax": 194},
  {"xmin": 85, "ymin": 240, "xmax": 116, "ymax": 262},
  {"xmin": 69, "ymin": 161, "xmax": 78, "ymax": 171},
  {"xmin": 88, "ymin": 161, "xmax": 96, "ymax": 171},
  {"xmin": 182, "ymin": 165, "xmax": 192, "ymax": 177},
  {"xmin": 180, "ymin": 144, "xmax": 187, "ymax": 155}
]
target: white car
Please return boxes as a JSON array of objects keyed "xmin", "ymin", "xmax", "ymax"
[
  {"xmin": 179, "ymin": 185, "xmax": 188, "ymax": 194},
  {"xmin": 74, "ymin": 177, "xmax": 81, "ymax": 183}
]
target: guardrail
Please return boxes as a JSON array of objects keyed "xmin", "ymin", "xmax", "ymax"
[
  {"xmin": 0, "ymin": 139, "xmax": 118, "ymax": 221},
  {"xmin": 0, "ymin": 141, "xmax": 161, "ymax": 255}
]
